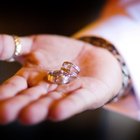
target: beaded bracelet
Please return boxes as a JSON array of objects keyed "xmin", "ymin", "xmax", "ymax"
[{"xmin": 78, "ymin": 36, "xmax": 132, "ymax": 102}]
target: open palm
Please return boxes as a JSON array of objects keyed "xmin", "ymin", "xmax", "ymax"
[{"xmin": 0, "ymin": 34, "xmax": 122, "ymax": 125}]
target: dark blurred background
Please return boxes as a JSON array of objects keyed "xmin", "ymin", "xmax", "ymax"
[
  {"xmin": 0, "ymin": 0, "xmax": 140, "ymax": 140},
  {"xmin": 0, "ymin": 0, "xmax": 105, "ymax": 36}
]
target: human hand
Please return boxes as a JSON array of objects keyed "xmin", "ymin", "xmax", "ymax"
[{"xmin": 0, "ymin": 34, "xmax": 122, "ymax": 125}]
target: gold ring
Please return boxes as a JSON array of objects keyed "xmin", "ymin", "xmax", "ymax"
[{"xmin": 7, "ymin": 35, "xmax": 22, "ymax": 62}]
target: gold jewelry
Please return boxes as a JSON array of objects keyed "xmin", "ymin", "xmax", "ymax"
[{"xmin": 7, "ymin": 35, "xmax": 22, "ymax": 62}]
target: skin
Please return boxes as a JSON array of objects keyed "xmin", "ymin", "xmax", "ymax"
[{"xmin": 0, "ymin": 34, "xmax": 122, "ymax": 125}]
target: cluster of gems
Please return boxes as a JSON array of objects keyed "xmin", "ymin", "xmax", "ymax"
[{"xmin": 47, "ymin": 61, "xmax": 80, "ymax": 84}]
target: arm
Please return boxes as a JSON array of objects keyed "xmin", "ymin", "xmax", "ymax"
[{"xmin": 73, "ymin": 0, "xmax": 140, "ymax": 120}]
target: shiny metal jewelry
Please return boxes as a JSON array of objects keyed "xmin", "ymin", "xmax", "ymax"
[
  {"xmin": 7, "ymin": 35, "xmax": 22, "ymax": 62},
  {"xmin": 78, "ymin": 36, "xmax": 132, "ymax": 102},
  {"xmin": 61, "ymin": 61, "xmax": 80, "ymax": 78},
  {"xmin": 47, "ymin": 61, "xmax": 80, "ymax": 85}
]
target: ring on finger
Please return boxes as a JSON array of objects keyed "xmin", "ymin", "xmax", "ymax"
[{"xmin": 7, "ymin": 35, "xmax": 22, "ymax": 62}]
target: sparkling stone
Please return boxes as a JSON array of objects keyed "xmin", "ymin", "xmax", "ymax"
[{"xmin": 56, "ymin": 75, "xmax": 70, "ymax": 84}]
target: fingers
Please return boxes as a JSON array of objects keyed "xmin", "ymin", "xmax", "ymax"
[
  {"xmin": 48, "ymin": 88, "xmax": 95, "ymax": 121},
  {"xmin": 0, "ymin": 34, "xmax": 33, "ymax": 61},
  {"xmin": 19, "ymin": 91, "xmax": 63, "ymax": 125},
  {"xmin": 48, "ymin": 78, "xmax": 110, "ymax": 121},
  {"xmin": 0, "ymin": 60, "xmax": 59, "ymax": 98},
  {"xmin": 19, "ymin": 86, "xmax": 97, "ymax": 125},
  {"xmin": 0, "ymin": 75, "xmax": 27, "ymax": 99},
  {"xmin": 18, "ymin": 78, "xmax": 107, "ymax": 124},
  {"xmin": 0, "ymin": 66, "xmax": 54, "ymax": 99},
  {"xmin": 0, "ymin": 77, "xmax": 109, "ymax": 124},
  {"xmin": 19, "ymin": 79, "xmax": 82, "ymax": 124},
  {"xmin": 0, "ymin": 83, "xmax": 49, "ymax": 124}
]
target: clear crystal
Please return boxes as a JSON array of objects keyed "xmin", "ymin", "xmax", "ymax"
[{"xmin": 56, "ymin": 75, "xmax": 70, "ymax": 84}]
